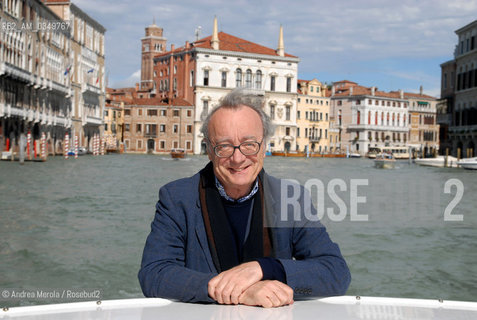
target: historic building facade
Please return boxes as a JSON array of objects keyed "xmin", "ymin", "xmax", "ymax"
[
  {"xmin": 405, "ymin": 88, "xmax": 439, "ymax": 157},
  {"xmin": 296, "ymin": 79, "xmax": 332, "ymax": 153},
  {"xmin": 0, "ymin": 0, "xmax": 106, "ymax": 156},
  {"xmin": 152, "ymin": 17, "xmax": 299, "ymax": 154},
  {"xmin": 121, "ymin": 97, "xmax": 194, "ymax": 154},
  {"xmin": 1, "ymin": 0, "xmax": 71, "ymax": 156},
  {"xmin": 104, "ymin": 88, "xmax": 126, "ymax": 151},
  {"xmin": 45, "ymin": 0, "xmax": 106, "ymax": 151},
  {"xmin": 440, "ymin": 19, "xmax": 477, "ymax": 157},
  {"xmin": 330, "ymin": 81, "xmax": 410, "ymax": 155}
]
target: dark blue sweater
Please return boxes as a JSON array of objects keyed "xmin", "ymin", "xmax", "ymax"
[{"xmin": 222, "ymin": 197, "xmax": 286, "ymax": 283}]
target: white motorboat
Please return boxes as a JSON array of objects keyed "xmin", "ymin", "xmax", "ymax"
[
  {"xmin": 414, "ymin": 156, "xmax": 459, "ymax": 168},
  {"xmin": 1, "ymin": 296, "xmax": 476, "ymax": 319},
  {"xmin": 457, "ymin": 157, "xmax": 477, "ymax": 170},
  {"xmin": 374, "ymin": 153, "xmax": 396, "ymax": 169},
  {"xmin": 348, "ymin": 153, "xmax": 362, "ymax": 158},
  {"xmin": 67, "ymin": 147, "xmax": 87, "ymax": 156}
]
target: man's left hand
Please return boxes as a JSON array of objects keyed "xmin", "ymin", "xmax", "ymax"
[{"xmin": 208, "ymin": 261, "xmax": 263, "ymax": 305}]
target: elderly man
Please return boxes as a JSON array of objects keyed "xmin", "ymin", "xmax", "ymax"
[{"xmin": 139, "ymin": 89, "xmax": 350, "ymax": 308}]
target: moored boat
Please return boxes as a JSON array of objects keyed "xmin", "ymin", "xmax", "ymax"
[
  {"xmin": 414, "ymin": 155, "xmax": 459, "ymax": 168},
  {"xmin": 67, "ymin": 147, "xmax": 87, "ymax": 156},
  {"xmin": 271, "ymin": 151, "xmax": 286, "ymax": 156},
  {"xmin": 457, "ymin": 157, "xmax": 477, "ymax": 170},
  {"xmin": 323, "ymin": 153, "xmax": 346, "ymax": 158},
  {"xmin": 285, "ymin": 151, "xmax": 307, "ymax": 157},
  {"xmin": 348, "ymin": 153, "xmax": 362, "ymax": 158},
  {"xmin": 309, "ymin": 153, "xmax": 323, "ymax": 158}
]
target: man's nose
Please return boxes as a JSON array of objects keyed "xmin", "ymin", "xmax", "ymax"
[{"xmin": 230, "ymin": 147, "xmax": 246, "ymax": 163}]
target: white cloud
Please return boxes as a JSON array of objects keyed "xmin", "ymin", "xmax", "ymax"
[{"xmin": 110, "ymin": 70, "xmax": 140, "ymax": 89}]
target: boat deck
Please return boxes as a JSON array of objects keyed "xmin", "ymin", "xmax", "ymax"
[{"xmin": 1, "ymin": 296, "xmax": 476, "ymax": 319}]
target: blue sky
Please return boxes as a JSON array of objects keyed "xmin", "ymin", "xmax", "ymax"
[{"xmin": 74, "ymin": 0, "xmax": 477, "ymax": 97}]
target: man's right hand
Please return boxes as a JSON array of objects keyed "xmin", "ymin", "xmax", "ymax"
[{"xmin": 238, "ymin": 280, "xmax": 294, "ymax": 308}]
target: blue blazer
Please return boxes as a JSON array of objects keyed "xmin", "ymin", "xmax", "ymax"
[{"xmin": 138, "ymin": 168, "xmax": 351, "ymax": 302}]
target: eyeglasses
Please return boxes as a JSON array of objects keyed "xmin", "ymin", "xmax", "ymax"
[{"xmin": 211, "ymin": 140, "xmax": 263, "ymax": 158}]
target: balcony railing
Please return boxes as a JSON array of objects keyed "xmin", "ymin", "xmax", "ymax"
[{"xmin": 145, "ymin": 133, "xmax": 157, "ymax": 138}]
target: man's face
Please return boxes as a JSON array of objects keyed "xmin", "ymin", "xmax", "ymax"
[{"xmin": 207, "ymin": 105, "xmax": 265, "ymax": 199}]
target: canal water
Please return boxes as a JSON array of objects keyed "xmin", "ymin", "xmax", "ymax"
[{"xmin": 0, "ymin": 154, "xmax": 476, "ymax": 307}]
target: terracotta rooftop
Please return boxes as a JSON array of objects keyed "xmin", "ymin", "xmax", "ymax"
[
  {"xmin": 335, "ymin": 80, "xmax": 358, "ymax": 85},
  {"xmin": 401, "ymin": 92, "xmax": 437, "ymax": 100},
  {"xmin": 156, "ymin": 32, "xmax": 297, "ymax": 58},
  {"xmin": 130, "ymin": 96, "xmax": 193, "ymax": 107},
  {"xmin": 333, "ymin": 85, "xmax": 403, "ymax": 99}
]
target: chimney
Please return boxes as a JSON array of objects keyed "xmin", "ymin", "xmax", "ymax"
[
  {"xmin": 371, "ymin": 87, "xmax": 375, "ymax": 96},
  {"xmin": 399, "ymin": 89, "xmax": 404, "ymax": 99},
  {"xmin": 349, "ymin": 86, "xmax": 353, "ymax": 96},
  {"xmin": 419, "ymin": 85, "xmax": 423, "ymax": 95},
  {"xmin": 331, "ymin": 86, "xmax": 335, "ymax": 96},
  {"xmin": 185, "ymin": 41, "xmax": 190, "ymax": 49},
  {"xmin": 211, "ymin": 16, "xmax": 219, "ymax": 50},
  {"xmin": 171, "ymin": 44, "xmax": 175, "ymax": 51},
  {"xmin": 277, "ymin": 25, "xmax": 284, "ymax": 57},
  {"xmin": 135, "ymin": 83, "xmax": 139, "ymax": 91}
]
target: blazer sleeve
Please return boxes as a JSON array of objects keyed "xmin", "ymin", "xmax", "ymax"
[
  {"xmin": 278, "ymin": 224, "xmax": 351, "ymax": 298},
  {"xmin": 138, "ymin": 184, "xmax": 216, "ymax": 303}
]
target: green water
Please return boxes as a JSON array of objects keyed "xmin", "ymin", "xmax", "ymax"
[{"xmin": 0, "ymin": 154, "xmax": 476, "ymax": 307}]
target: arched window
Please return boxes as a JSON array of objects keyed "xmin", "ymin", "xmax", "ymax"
[
  {"xmin": 255, "ymin": 70, "xmax": 262, "ymax": 89},
  {"xmin": 236, "ymin": 69, "xmax": 242, "ymax": 87},
  {"xmin": 245, "ymin": 69, "xmax": 252, "ymax": 88}
]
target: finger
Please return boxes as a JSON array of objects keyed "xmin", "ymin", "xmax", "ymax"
[
  {"xmin": 271, "ymin": 284, "xmax": 291, "ymax": 306},
  {"xmin": 208, "ymin": 278, "xmax": 219, "ymax": 301},
  {"xmin": 230, "ymin": 285, "xmax": 243, "ymax": 305},
  {"xmin": 208, "ymin": 273, "xmax": 222, "ymax": 288},
  {"xmin": 277, "ymin": 282, "xmax": 294, "ymax": 305},
  {"xmin": 264, "ymin": 293, "xmax": 279, "ymax": 308},
  {"xmin": 275, "ymin": 282, "xmax": 294, "ymax": 305},
  {"xmin": 208, "ymin": 283, "xmax": 215, "ymax": 300},
  {"xmin": 220, "ymin": 283, "xmax": 233, "ymax": 305},
  {"xmin": 209, "ymin": 273, "xmax": 229, "ymax": 303}
]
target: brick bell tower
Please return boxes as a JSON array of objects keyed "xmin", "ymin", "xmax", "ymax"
[{"xmin": 140, "ymin": 19, "xmax": 167, "ymax": 91}]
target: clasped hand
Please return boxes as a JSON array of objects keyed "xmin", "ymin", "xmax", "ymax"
[{"xmin": 208, "ymin": 261, "xmax": 294, "ymax": 308}]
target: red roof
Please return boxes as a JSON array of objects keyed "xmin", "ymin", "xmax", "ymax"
[
  {"xmin": 131, "ymin": 96, "xmax": 193, "ymax": 107},
  {"xmin": 333, "ymin": 85, "xmax": 403, "ymax": 99},
  {"xmin": 401, "ymin": 92, "xmax": 437, "ymax": 100},
  {"xmin": 156, "ymin": 32, "xmax": 297, "ymax": 58}
]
